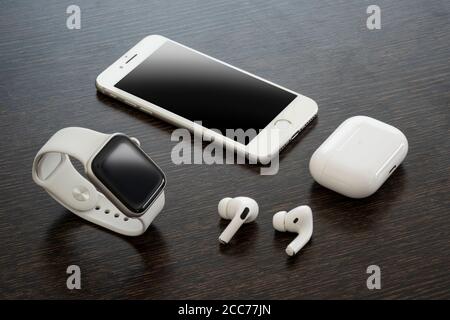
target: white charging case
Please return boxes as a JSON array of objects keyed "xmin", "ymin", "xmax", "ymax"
[{"xmin": 309, "ymin": 116, "xmax": 408, "ymax": 198}]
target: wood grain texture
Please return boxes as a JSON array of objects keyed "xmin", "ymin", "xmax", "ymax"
[{"xmin": 0, "ymin": 0, "xmax": 449, "ymax": 299}]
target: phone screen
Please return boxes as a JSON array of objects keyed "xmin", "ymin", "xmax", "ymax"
[{"xmin": 115, "ymin": 41, "xmax": 296, "ymax": 134}]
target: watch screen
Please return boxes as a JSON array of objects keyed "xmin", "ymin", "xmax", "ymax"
[
  {"xmin": 92, "ymin": 135, "xmax": 165, "ymax": 214},
  {"xmin": 115, "ymin": 41, "xmax": 297, "ymax": 136}
]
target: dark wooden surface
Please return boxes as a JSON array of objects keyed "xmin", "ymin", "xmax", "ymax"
[{"xmin": 0, "ymin": 0, "xmax": 449, "ymax": 299}]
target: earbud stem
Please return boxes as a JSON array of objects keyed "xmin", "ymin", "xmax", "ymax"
[
  {"xmin": 286, "ymin": 231, "xmax": 312, "ymax": 256},
  {"xmin": 219, "ymin": 213, "xmax": 246, "ymax": 244}
]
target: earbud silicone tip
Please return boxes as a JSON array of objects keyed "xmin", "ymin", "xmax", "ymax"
[
  {"xmin": 272, "ymin": 211, "xmax": 287, "ymax": 232},
  {"xmin": 218, "ymin": 197, "xmax": 232, "ymax": 218}
]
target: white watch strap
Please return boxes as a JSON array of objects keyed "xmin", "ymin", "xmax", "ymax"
[
  {"xmin": 35, "ymin": 127, "xmax": 110, "ymax": 164},
  {"xmin": 32, "ymin": 127, "xmax": 163, "ymax": 236}
]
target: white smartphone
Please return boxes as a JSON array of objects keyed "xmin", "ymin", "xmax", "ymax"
[{"xmin": 96, "ymin": 35, "xmax": 318, "ymax": 162}]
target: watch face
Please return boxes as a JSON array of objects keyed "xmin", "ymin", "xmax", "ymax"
[{"xmin": 91, "ymin": 135, "xmax": 165, "ymax": 215}]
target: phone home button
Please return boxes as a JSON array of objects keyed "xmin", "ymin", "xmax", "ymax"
[{"xmin": 274, "ymin": 119, "xmax": 292, "ymax": 130}]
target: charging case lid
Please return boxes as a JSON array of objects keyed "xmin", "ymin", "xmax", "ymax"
[{"xmin": 309, "ymin": 116, "xmax": 408, "ymax": 198}]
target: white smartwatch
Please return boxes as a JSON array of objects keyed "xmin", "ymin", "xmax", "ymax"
[{"xmin": 32, "ymin": 127, "xmax": 166, "ymax": 236}]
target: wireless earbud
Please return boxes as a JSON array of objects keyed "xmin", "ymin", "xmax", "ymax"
[
  {"xmin": 273, "ymin": 205, "xmax": 313, "ymax": 256},
  {"xmin": 218, "ymin": 197, "xmax": 259, "ymax": 244}
]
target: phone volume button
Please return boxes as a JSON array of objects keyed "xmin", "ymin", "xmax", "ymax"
[{"xmin": 122, "ymin": 99, "xmax": 135, "ymax": 107}]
